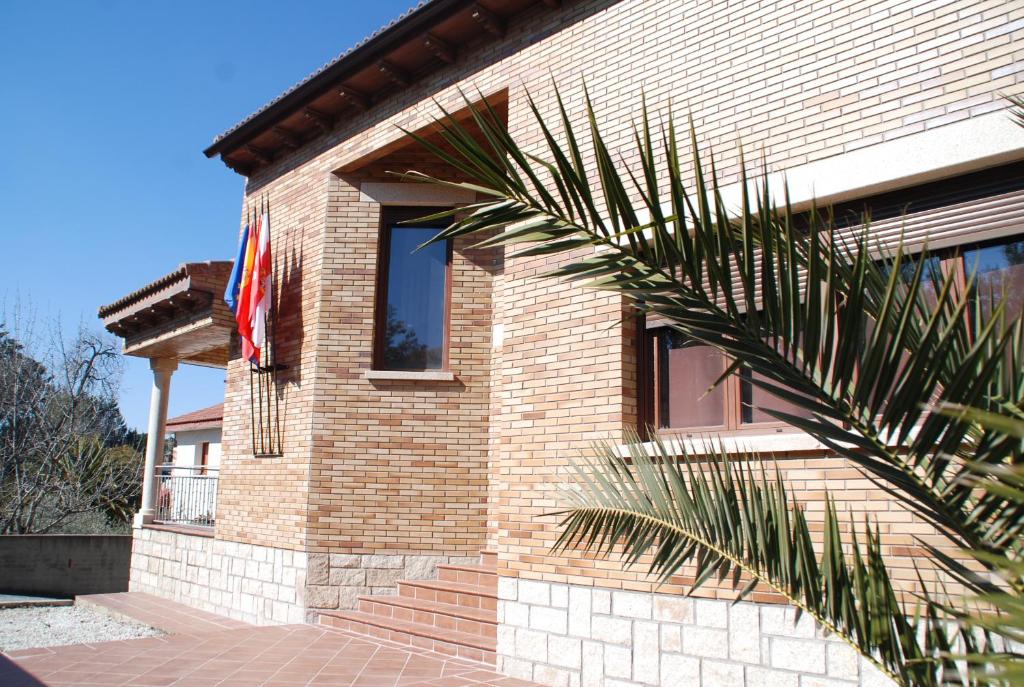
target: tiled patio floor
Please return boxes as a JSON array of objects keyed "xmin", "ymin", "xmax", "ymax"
[
  {"xmin": 0, "ymin": 594, "xmax": 536, "ymax": 687},
  {"xmin": 76, "ymin": 592, "xmax": 250, "ymax": 636}
]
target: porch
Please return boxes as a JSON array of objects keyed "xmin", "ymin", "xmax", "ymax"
[{"xmin": 98, "ymin": 261, "xmax": 233, "ymax": 532}]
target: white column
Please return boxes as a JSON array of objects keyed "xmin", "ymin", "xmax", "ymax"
[{"xmin": 134, "ymin": 358, "xmax": 178, "ymax": 528}]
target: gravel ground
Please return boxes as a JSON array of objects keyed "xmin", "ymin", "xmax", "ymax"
[{"xmin": 0, "ymin": 605, "xmax": 164, "ymax": 652}]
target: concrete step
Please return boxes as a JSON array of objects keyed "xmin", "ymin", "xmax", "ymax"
[
  {"xmin": 397, "ymin": 578, "xmax": 498, "ymax": 612},
  {"xmin": 319, "ymin": 609, "xmax": 496, "ymax": 665},
  {"xmin": 358, "ymin": 593, "xmax": 497, "ymax": 639},
  {"xmin": 437, "ymin": 563, "xmax": 497, "ymax": 588}
]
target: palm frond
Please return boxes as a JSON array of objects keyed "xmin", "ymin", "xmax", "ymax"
[
  {"xmin": 556, "ymin": 434, "xmax": 986, "ymax": 686},
  {"xmin": 402, "ymin": 87, "xmax": 1024, "ymax": 586}
]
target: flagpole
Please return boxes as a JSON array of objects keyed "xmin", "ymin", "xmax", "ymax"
[
  {"xmin": 244, "ymin": 206, "xmax": 258, "ymax": 456},
  {"xmin": 260, "ymin": 194, "xmax": 271, "ymax": 454},
  {"xmin": 268, "ymin": 194, "xmax": 281, "ymax": 454},
  {"xmin": 255, "ymin": 204, "xmax": 267, "ymax": 455}
]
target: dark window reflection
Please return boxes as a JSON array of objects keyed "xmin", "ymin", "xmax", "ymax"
[
  {"xmin": 382, "ymin": 226, "xmax": 449, "ymax": 370},
  {"xmin": 965, "ymin": 237, "xmax": 1024, "ymax": 322}
]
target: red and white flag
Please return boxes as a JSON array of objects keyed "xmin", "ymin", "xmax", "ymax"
[{"xmin": 247, "ymin": 211, "xmax": 273, "ymax": 364}]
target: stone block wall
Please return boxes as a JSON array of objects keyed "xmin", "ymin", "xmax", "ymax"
[
  {"xmin": 303, "ymin": 552, "xmax": 479, "ymax": 617},
  {"xmin": 129, "ymin": 527, "xmax": 306, "ymax": 625},
  {"xmin": 496, "ymin": 578, "xmax": 896, "ymax": 687}
]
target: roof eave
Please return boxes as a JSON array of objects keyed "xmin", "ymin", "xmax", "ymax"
[{"xmin": 202, "ymin": 0, "xmax": 469, "ymax": 160}]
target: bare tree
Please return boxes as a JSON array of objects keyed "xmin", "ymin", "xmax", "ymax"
[{"xmin": 0, "ymin": 302, "xmax": 143, "ymax": 533}]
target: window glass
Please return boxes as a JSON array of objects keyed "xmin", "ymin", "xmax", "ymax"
[
  {"xmin": 964, "ymin": 237, "xmax": 1024, "ymax": 321},
  {"xmin": 657, "ymin": 330, "xmax": 727, "ymax": 429},
  {"xmin": 881, "ymin": 254, "xmax": 943, "ymax": 308},
  {"xmin": 381, "ymin": 226, "xmax": 449, "ymax": 370},
  {"xmin": 740, "ymin": 369, "xmax": 815, "ymax": 425}
]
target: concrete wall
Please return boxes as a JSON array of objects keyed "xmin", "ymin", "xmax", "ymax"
[{"xmin": 0, "ymin": 535, "xmax": 131, "ymax": 598}]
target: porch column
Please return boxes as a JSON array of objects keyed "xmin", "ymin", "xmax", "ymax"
[{"xmin": 134, "ymin": 358, "xmax": 178, "ymax": 528}]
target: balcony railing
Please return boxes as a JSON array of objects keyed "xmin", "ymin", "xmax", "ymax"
[{"xmin": 155, "ymin": 465, "xmax": 218, "ymax": 528}]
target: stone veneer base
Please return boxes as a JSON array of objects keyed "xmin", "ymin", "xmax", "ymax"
[
  {"xmin": 304, "ymin": 552, "xmax": 480, "ymax": 620},
  {"xmin": 496, "ymin": 578, "xmax": 897, "ymax": 687},
  {"xmin": 129, "ymin": 526, "xmax": 307, "ymax": 625}
]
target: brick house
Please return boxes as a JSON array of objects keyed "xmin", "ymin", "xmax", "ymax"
[{"xmin": 97, "ymin": 1, "xmax": 1024, "ymax": 685}]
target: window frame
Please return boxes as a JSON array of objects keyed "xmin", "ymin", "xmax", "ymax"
[
  {"xmin": 644, "ymin": 326, "xmax": 795, "ymax": 436},
  {"xmin": 640, "ymin": 231, "xmax": 1024, "ymax": 437},
  {"xmin": 372, "ymin": 206, "xmax": 454, "ymax": 372}
]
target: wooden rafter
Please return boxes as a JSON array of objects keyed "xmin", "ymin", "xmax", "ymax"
[
  {"xmin": 471, "ymin": 4, "xmax": 505, "ymax": 37},
  {"xmin": 245, "ymin": 144, "xmax": 275, "ymax": 166},
  {"xmin": 272, "ymin": 126, "xmax": 301, "ymax": 149},
  {"xmin": 378, "ymin": 60, "xmax": 411, "ymax": 88},
  {"xmin": 221, "ymin": 155, "xmax": 253, "ymax": 176},
  {"xmin": 423, "ymin": 33, "xmax": 456, "ymax": 64},
  {"xmin": 304, "ymin": 107, "xmax": 336, "ymax": 133},
  {"xmin": 338, "ymin": 85, "xmax": 371, "ymax": 111}
]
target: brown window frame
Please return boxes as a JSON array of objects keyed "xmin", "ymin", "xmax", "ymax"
[
  {"xmin": 644, "ymin": 327, "xmax": 797, "ymax": 436},
  {"xmin": 372, "ymin": 206, "xmax": 454, "ymax": 372},
  {"xmin": 199, "ymin": 441, "xmax": 210, "ymax": 475},
  {"xmin": 641, "ymin": 231, "xmax": 1024, "ymax": 437}
]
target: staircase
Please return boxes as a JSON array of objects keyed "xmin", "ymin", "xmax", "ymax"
[{"xmin": 319, "ymin": 550, "xmax": 498, "ymax": 664}]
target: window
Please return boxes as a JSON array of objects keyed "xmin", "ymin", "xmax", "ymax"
[
  {"xmin": 647, "ymin": 328, "xmax": 814, "ymax": 431},
  {"xmin": 641, "ymin": 160, "xmax": 1024, "ymax": 435},
  {"xmin": 199, "ymin": 441, "xmax": 210, "ymax": 475},
  {"xmin": 964, "ymin": 236, "xmax": 1024, "ymax": 322},
  {"xmin": 877, "ymin": 234, "xmax": 1024, "ymax": 323},
  {"xmin": 374, "ymin": 208, "xmax": 452, "ymax": 371}
]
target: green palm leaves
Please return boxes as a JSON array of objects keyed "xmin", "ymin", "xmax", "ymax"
[
  {"xmin": 558, "ymin": 436, "xmax": 984, "ymax": 685},
  {"xmin": 400, "ymin": 88, "xmax": 1024, "ymax": 684}
]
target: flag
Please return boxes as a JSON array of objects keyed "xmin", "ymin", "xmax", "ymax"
[
  {"xmin": 236, "ymin": 217, "xmax": 260, "ymax": 365},
  {"xmin": 248, "ymin": 211, "xmax": 272, "ymax": 363},
  {"xmin": 223, "ymin": 222, "xmax": 249, "ymax": 313}
]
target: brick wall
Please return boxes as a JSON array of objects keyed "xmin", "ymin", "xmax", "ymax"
[{"xmin": 211, "ymin": 0, "xmax": 1022, "ymax": 605}]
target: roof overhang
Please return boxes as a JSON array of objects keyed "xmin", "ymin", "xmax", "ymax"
[
  {"xmin": 203, "ymin": 0, "xmax": 563, "ymax": 176},
  {"xmin": 98, "ymin": 262, "xmax": 234, "ymax": 368},
  {"xmin": 167, "ymin": 403, "xmax": 224, "ymax": 432}
]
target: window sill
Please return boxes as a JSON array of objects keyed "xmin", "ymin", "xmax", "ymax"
[
  {"xmin": 624, "ymin": 432, "xmax": 830, "ymax": 458},
  {"xmin": 364, "ymin": 369, "xmax": 456, "ymax": 382}
]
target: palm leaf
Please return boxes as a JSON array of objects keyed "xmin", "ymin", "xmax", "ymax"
[
  {"xmin": 399, "ymin": 86, "xmax": 1024, "ymax": 684},
  {"xmin": 555, "ymin": 434, "xmax": 987, "ymax": 686},
  {"xmin": 400, "ymin": 88, "xmax": 1024, "ymax": 584}
]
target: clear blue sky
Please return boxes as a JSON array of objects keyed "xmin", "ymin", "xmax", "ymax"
[{"xmin": 0, "ymin": 0, "xmax": 416, "ymax": 430}]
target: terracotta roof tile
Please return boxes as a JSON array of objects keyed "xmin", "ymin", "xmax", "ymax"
[{"xmin": 167, "ymin": 403, "xmax": 224, "ymax": 432}]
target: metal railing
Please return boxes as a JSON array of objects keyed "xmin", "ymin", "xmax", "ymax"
[{"xmin": 155, "ymin": 465, "xmax": 219, "ymax": 528}]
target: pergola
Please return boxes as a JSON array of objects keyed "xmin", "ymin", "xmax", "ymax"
[{"xmin": 98, "ymin": 261, "xmax": 233, "ymax": 526}]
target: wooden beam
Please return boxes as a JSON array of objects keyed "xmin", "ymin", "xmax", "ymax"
[
  {"xmin": 378, "ymin": 60, "xmax": 410, "ymax": 88},
  {"xmin": 245, "ymin": 144, "xmax": 275, "ymax": 166},
  {"xmin": 304, "ymin": 107, "xmax": 335, "ymax": 133},
  {"xmin": 221, "ymin": 155, "xmax": 253, "ymax": 176},
  {"xmin": 542, "ymin": 0, "xmax": 561, "ymax": 7},
  {"xmin": 423, "ymin": 33, "xmax": 456, "ymax": 64},
  {"xmin": 338, "ymin": 85, "xmax": 371, "ymax": 111},
  {"xmin": 272, "ymin": 126, "xmax": 301, "ymax": 150},
  {"xmin": 471, "ymin": 4, "xmax": 505, "ymax": 37}
]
